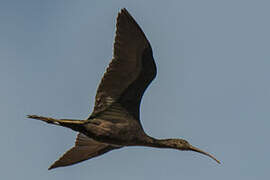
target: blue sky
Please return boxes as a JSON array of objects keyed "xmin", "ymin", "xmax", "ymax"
[{"xmin": 1, "ymin": 0, "xmax": 269, "ymax": 179}]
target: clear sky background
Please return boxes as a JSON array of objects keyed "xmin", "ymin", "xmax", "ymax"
[{"xmin": 1, "ymin": 0, "xmax": 269, "ymax": 179}]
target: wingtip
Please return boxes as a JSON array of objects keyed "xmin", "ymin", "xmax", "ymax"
[
  {"xmin": 119, "ymin": 8, "xmax": 129, "ymax": 15},
  {"xmin": 48, "ymin": 162, "xmax": 59, "ymax": 170},
  {"xmin": 48, "ymin": 165, "xmax": 55, "ymax": 170}
]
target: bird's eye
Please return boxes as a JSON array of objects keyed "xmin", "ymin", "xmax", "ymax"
[{"xmin": 181, "ymin": 139, "xmax": 188, "ymax": 144}]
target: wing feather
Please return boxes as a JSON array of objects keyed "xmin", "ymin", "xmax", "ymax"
[
  {"xmin": 90, "ymin": 9, "xmax": 156, "ymax": 122},
  {"xmin": 48, "ymin": 133, "xmax": 120, "ymax": 170}
]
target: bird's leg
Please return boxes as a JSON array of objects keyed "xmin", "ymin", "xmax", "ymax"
[{"xmin": 27, "ymin": 115, "xmax": 86, "ymax": 132}]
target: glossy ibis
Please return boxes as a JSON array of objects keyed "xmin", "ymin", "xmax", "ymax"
[{"xmin": 28, "ymin": 8, "xmax": 220, "ymax": 170}]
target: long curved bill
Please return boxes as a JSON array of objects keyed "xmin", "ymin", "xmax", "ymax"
[{"xmin": 189, "ymin": 145, "xmax": 220, "ymax": 164}]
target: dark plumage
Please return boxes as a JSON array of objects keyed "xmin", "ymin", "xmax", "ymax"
[{"xmin": 28, "ymin": 8, "xmax": 220, "ymax": 170}]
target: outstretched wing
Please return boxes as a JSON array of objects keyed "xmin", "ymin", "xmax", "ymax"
[
  {"xmin": 49, "ymin": 133, "xmax": 121, "ymax": 170},
  {"xmin": 89, "ymin": 8, "xmax": 156, "ymax": 122}
]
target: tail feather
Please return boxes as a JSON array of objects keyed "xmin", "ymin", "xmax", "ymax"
[{"xmin": 27, "ymin": 115, "xmax": 86, "ymax": 132}]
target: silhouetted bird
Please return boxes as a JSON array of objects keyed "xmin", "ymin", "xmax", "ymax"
[{"xmin": 28, "ymin": 8, "xmax": 220, "ymax": 170}]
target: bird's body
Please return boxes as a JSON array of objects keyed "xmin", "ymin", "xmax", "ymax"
[{"xmin": 28, "ymin": 8, "xmax": 220, "ymax": 170}]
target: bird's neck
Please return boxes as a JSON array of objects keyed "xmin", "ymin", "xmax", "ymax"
[{"xmin": 142, "ymin": 136, "xmax": 175, "ymax": 149}]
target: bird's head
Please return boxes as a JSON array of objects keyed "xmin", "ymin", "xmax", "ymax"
[{"xmin": 165, "ymin": 138, "xmax": 220, "ymax": 164}]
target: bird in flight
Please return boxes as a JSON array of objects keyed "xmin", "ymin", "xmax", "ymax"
[{"xmin": 28, "ymin": 8, "xmax": 220, "ymax": 170}]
